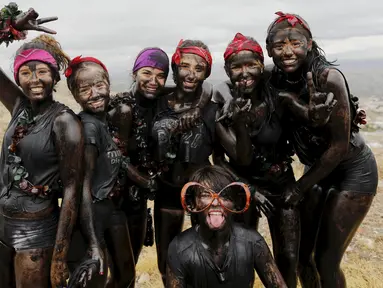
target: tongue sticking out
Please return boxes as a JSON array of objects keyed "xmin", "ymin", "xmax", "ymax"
[{"xmin": 208, "ymin": 213, "xmax": 225, "ymax": 229}]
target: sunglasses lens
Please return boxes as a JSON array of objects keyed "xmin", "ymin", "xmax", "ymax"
[
  {"xmin": 183, "ymin": 184, "xmax": 212, "ymax": 212},
  {"xmin": 219, "ymin": 185, "xmax": 248, "ymax": 212}
]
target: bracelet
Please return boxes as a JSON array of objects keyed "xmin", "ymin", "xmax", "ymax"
[{"xmin": 0, "ymin": 3, "xmax": 27, "ymax": 46}]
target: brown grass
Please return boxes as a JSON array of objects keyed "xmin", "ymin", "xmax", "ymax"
[{"xmin": 0, "ymin": 87, "xmax": 381, "ymax": 288}]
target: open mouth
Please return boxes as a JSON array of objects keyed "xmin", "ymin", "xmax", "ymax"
[
  {"xmin": 207, "ymin": 210, "xmax": 226, "ymax": 229},
  {"xmin": 282, "ymin": 59, "xmax": 298, "ymax": 66},
  {"xmin": 183, "ymin": 81, "xmax": 197, "ymax": 89},
  {"xmin": 238, "ymin": 79, "xmax": 255, "ymax": 87},
  {"xmin": 88, "ymin": 96, "xmax": 106, "ymax": 108},
  {"xmin": 145, "ymin": 86, "xmax": 158, "ymax": 94},
  {"xmin": 30, "ymin": 87, "xmax": 44, "ymax": 95}
]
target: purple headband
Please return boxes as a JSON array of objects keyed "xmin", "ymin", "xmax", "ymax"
[
  {"xmin": 14, "ymin": 49, "xmax": 58, "ymax": 83},
  {"xmin": 132, "ymin": 47, "xmax": 169, "ymax": 76}
]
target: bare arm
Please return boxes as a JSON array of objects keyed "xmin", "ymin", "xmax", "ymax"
[
  {"xmin": 0, "ymin": 68, "xmax": 24, "ymax": 114},
  {"xmin": 253, "ymin": 235, "xmax": 287, "ymax": 288},
  {"xmin": 80, "ymin": 145, "xmax": 104, "ymax": 275},
  {"xmin": 51, "ymin": 111, "xmax": 83, "ymax": 287},
  {"xmin": 166, "ymin": 264, "xmax": 186, "ymax": 288},
  {"xmin": 297, "ymin": 69, "xmax": 350, "ymax": 193}
]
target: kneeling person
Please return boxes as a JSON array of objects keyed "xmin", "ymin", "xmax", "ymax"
[{"xmin": 166, "ymin": 166, "xmax": 287, "ymax": 288}]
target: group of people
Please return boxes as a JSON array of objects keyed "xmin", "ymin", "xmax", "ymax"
[{"xmin": 0, "ymin": 3, "xmax": 378, "ymax": 288}]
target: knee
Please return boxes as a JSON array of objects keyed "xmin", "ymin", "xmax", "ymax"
[
  {"xmin": 314, "ymin": 251, "xmax": 340, "ymax": 275},
  {"xmin": 277, "ymin": 251, "xmax": 299, "ymax": 271}
]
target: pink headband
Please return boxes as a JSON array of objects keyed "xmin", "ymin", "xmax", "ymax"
[{"xmin": 14, "ymin": 49, "xmax": 58, "ymax": 83}]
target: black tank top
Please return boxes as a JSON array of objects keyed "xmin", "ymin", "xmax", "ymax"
[
  {"xmin": 79, "ymin": 112, "xmax": 122, "ymax": 201},
  {"xmin": 0, "ymin": 100, "xmax": 69, "ymax": 215},
  {"xmin": 213, "ymin": 82, "xmax": 293, "ymax": 178}
]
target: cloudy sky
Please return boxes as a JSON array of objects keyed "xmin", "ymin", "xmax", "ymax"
[{"xmin": 1, "ymin": 0, "xmax": 382, "ymax": 91}]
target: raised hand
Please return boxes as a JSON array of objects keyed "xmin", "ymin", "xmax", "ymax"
[
  {"xmin": 307, "ymin": 70, "xmax": 337, "ymax": 127},
  {"xmin": 179, "ymin": 107, "xmax": 201, "ymax": 131},
  {"xmin": 13, "ymin": 8, "xmax": 58, "ymax": 34},
  {"xmin": 253, "ymin": 190, "xmax": 274, "ymax": 219},
  {"xmin": 217, "ymin": 82, "xmax": 252, "ymax": 122}
]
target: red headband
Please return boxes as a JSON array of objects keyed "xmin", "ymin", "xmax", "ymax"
[
  {"xmin": 64, "ymin": 55, "xmax": 108, "ymax": 78},
  {"xmin": 224, "ymin": 33, "xmax": 264, "ymax": 62},
  {"xmin": 171, "ymin": 39, "xmax": 213, "ymax": 77},
  {"xmin": 270, "ymin": 11, "xmax": 312, "ymax": 37}
]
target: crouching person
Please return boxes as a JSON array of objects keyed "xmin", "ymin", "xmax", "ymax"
[{"xmin": 166, "ymin": 165, "xmax": 287, "ymax": 288}]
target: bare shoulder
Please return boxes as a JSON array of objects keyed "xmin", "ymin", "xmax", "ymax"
[{"xmin": 53, "ymin": 110, "xmax": 82, "ymax": 143}]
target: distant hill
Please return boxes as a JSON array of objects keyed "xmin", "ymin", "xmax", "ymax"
[{"xmin": 106, "ymin": 58, "xmax": 383, "ymax": 100}]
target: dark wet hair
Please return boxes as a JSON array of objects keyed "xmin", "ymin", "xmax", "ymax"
[
  {"xmin": 171, "ymin": 39, "xmax": 210, "ymax": 83},
  {"xmin": 15, "ymin": 34, "xmax": 70, "ymax": 84},
  {"xmin": 266, "ymin": 15, "xmax": 336, "ymax": 84},
  {"xmin": 189, "ymin": 165, "xmax": 236, "ymax": 195},
  {"xmin": 66, "ymin": 62, "xmax": 110, "ymax": 94}
]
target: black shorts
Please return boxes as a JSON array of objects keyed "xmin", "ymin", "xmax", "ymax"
[
  {"xmin": 311, "ymin": 145, "xmax": 378, "ymax": 195},
  {"xmin": 0, "ymin": 211, "xmax": 58, "ymax": 251}
]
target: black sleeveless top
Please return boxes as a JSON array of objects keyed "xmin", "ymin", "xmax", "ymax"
[
  {"xmin": 0, "ymin": 100, "xmax": 69, "ymax": 215},
  {"xmin": 79, "ymin": 112, "xmax": 122, "ymax": 201},
  {"xmin": 213, "ymin": 81, "xmax": 294, "ymax": 179}
]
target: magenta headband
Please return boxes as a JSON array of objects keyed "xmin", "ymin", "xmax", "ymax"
[{"xmin": 14, "ymin": 49, "xmax": 58, "ymax": 83}]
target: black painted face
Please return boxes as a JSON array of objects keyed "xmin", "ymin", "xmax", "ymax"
[
  {"xmin": 176, "ymin": 53, "xmax": 207, "ymax": 93},
  {"xmin": 268, "ymin": 27, "xmax": 311, "ymax": 73},
  {"xmin": 74, "ymin": 64, "xmax": 110, "ymax": 114},
  {"xmin": 195, "ymin": 182, "xmax": 233, "ymax": 231},
  {"xmin": 134, "ymin": 67, "xmax": 166, "ymax": 100},
  {"xmin": 225, "ymin": 50, "xmax": 263, "ymax": 95},
  {"xmin": 18, "ymin": 61, "xmax": 55, "ymax": 103}
]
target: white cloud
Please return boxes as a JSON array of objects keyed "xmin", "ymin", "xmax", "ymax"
[{"xmin": 1, "ymin": 0, "xmax": 382, "ymax": 89}]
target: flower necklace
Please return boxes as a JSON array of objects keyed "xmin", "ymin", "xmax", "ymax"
[{"xmin": 7, "ymin": 107, "xmax": 51, "ymax": 197}]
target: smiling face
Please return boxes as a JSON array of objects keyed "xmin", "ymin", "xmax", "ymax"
[
  {"xmin": 18, "ymin": 61, "xmax": 55, "ymax": 103},
  {"xmin": 225, "ymin": 50, "xmax": 263, "ymax": 94},
  {"xmin": 176, "ymin": 53, "xmax": 207, "ymax": 93},
  {"xmin": 73, "ymin": 63, "xmax": 110, "ymax": 114},
  {"xmin": 268, "ymin": 27, "xmax": 312, "ymax": 73},
  {"xmin": 134, "ymin": 67, "xmax": 166, "ymax": 99}
]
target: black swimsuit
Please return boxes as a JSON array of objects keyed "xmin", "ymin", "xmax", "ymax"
[{"xmin": 0, "ymin": 101, "xmax": 69, "ymax": 250}]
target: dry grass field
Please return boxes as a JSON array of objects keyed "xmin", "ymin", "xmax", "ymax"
[{"xmin": 0, "ymin": 83, "xmax": 381, "ymax": 287}]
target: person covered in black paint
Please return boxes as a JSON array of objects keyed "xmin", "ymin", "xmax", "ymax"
[
  {"xmin": 212, "ymin": 33, "xmax": 302, "ymax": 288},
  {"xmin": 0, "ymin": 5, "xmax": 86, "ymax": 287},
  {"xmin": 151, "ymin": 39, "xmax": 216, "ymax": 285},
  {"xmin": 266, "ymin": 11, "xmax": 378, "ymax": 288},
  {"xmin": 166, "ymin": 165, "xmax": 287, "ymax": 288},
  {"xmin": 66, "ymin": 56, "xmax": 135, "ymax": 287}
]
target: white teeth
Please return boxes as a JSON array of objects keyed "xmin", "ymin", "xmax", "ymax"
[
  {"xmin": 209, "ymin": 212, "xmax": 222, "ymax": 215},
  {"xmin": 283, "ymin": 59, "xmax": 297, "ymax": 64},
  {"xmin": 31, "ymin": 87, "xmax": 43, "ymax": 92}
]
